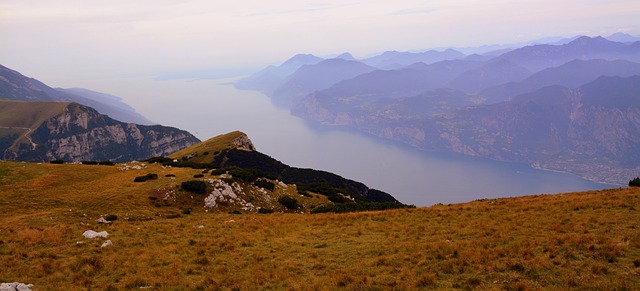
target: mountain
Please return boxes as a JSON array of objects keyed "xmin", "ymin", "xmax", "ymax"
[
  {"xmin": 234, "ymin": 54, "xmax": 324, "ymax": 95},
  {"xmin": 166, "ymin": 131, "xmax": 401, "ymax": 203},
  {"xmin": 480, "ymin": 59, "xmax": 640, "ymax": 103},
  {"xmin": 606, "ymin": 32, "xmax": 640, "ymax": 43},
  {"xmin": 445, "ymin": 58, "xmax": 532, "ymax": 92},
  {"xmin": 0, "ymin": 100, "xmax": 200, "ymax": 162},
  {"xmin": 0, "ymin": 155, "xmax": 637, "ymax": 289},
  {"xmin": 294, "ymin": 75, "xmax": 640, "ymax": 184},
  {"xmin": 498, "ymin": 36, "xmax": 640, "ymax": 72},
  {"xmin": 430, "ymin": 76, "xmax": 640, "ymax": 184},
  {"xmin": 306, "ymin": 59, "xmax": 485, "ymax": 106},
  {"xmin": 335, "ymin": 52, "xmax": 356, "ymax": 61},
  {"xmin": 270, "ymin": 59, "xmax": 377, "ymax": 106},
  {"xmin": 0, "ymin": 64, "xmax": 153, "ymax": 124},
  {"xmin": 361, "ymin": 49, "xmax": 465, "ymax": 68},
  {"xmin": 55, "ymin": 88, "xmax": 154, "ymax": 125}
]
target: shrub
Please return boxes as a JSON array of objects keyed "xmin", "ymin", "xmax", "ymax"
[
  {"xmin": 81, "ymin": 160, "xmax": 98, "ymax": 165},
  {"xmin": 105, "ymin": 214, "xmax": 118, "ymax": 221},
  {"xmin": 50, "ymin": 159, "xmax": 64, "ymax": 164},
  {"xmin": 629, "ymin": 177, "xmax": 640, "ymax": 187},
  {"xmin": 193, "ymin": 174, "xmax": 205, "ymax": 178},
  {"xmin": 254, "ymin": 179, "xmax": 275, "ymax": 191},
  {"xmin": 210, "ymin": 168, "xmax": 226, "ymax": 175},
  {"xmin": 201, "ymin": 169, "xmax": 210, "ymax": 173},
  {"xmin": 181, "ymin": 180, "xmax": 207, "ymax": 194},
  {"xmin": 258, "ymin": 208, "xmax": 274, "ymax": 214},
  {"xmin": 134, "ymin": 173, "xmax": 158, "ymax": 182},
  {"xmin": 165, "ymin": 174, "xmax": 176, "ymax": 177},
  {"xmin": 278, "ymin": 196, "xmax": 300, "ymax": 210},
  {"xmin": 183, "ymin": 209, "xmax": 192, "ymax": 215},
  {"xmin": 311, "ymin": 202, "xmax": 414, "ymax": 214},
  {"xmin": 98, "ymin": 160, "xmax": 115, "ymax": 166},
  {"xmin": 227, "ymin": 167, "xmax": 259, "ymax": 182}
]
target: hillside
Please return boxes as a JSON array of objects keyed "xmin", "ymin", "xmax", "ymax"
[
  {"xmin": 0, "ymin": 159, "xmax": 638, "ymax": 289},
  {"xmin": 0, "ymin": 100, "xmax": 200, "ymax": 162},
  {"xmin": 0, "ymin": 64, "xmax": 152, "ymax": 124},
  {"xmin": 167, "ymin": 131, "xmax": 399, "ymax": 203}
]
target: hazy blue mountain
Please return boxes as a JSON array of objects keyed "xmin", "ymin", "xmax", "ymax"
[
  {"xmin": 606, "ymin": 32, "xmax": 640, "ymax": 43},
  {"xmin": 335, "ymin": 52, "xmax": 356, "ymax": 61},
  {"xmin": 445, "ymin": 58, "xmax": 532, "ymax": 92},
  {"xmin": 294, "ymin": 75, "xmax": 640, "ymax": 184},
  {"xmin": 480, "ymin": 59, "xmax": 640, "ymax": 103},
  {"xmin": 498, "ymin": 36, "xmax": 640, "ymax": 72},
  {"xmin": 0, "ymin": 64, "xmax": 153, "ymax": 124},
  {"xmin": 270, "ymin": 58, "xmax": 377, "ymax": 107},
  {"xmin": 361, "ymin": 49, "xmax": 465, "ymax": 68},
  {"xmin": 312, "ymin": 59, "xmax": 485, "ymax": 104},
  {"xmin": 234, "ymin": 54, "xmax": 324, "ymax": 94},
  {"xmin": 426, "ymin": 75, "xmax": 640, "ymax": 184}
]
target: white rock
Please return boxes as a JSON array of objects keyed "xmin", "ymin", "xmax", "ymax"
[
  {"xmin": 101, "ymin": 240, "xmax": 113, "ymax": 248},
  {"xmin": 97, "ymin": 217, "xmax": 111, "ymax": 224},
  {"xmin": 0, "ymin": 282, "xmax": 33, "ymax": 291},
  {"xmin": 82, "ymin": 230, "xmax": 109, "ymax": 239},
  {"xmin": 198, "ymin": 225, "xmax": 205, "ymax": 229}
]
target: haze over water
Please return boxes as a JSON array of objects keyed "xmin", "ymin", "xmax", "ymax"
[{"xmin": 108, "ymin": 76, "xmax": 612, "ymax": 206}]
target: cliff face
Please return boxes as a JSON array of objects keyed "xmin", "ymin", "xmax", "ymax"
[
  {"xmin": 293, "ymin": 76, "xmax": 640, "ymax": 185},
  {"xmin": 4, "ymin": 103, "xmax": 200, "ymax": 162}
]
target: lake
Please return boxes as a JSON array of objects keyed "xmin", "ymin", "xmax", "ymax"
[{"xmin": 100, "ymin": 76, "xmax": 614, "ymax": 206}]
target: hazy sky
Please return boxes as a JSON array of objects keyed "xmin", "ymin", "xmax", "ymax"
[{"xmin": 1, "ymin": 0, "xmax": 639, "ymax": 86}]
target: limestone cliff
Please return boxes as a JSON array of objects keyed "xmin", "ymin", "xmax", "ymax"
[{"xmin": 3, "ymin": 102, "xmax": 200, "ymax": 162}]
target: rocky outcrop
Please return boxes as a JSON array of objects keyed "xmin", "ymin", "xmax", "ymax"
[
  {"xmin": 231, "ymin": 134, "xmax": 256, "ymax": 151},
  {"xmin": 4, "ymin": 103, "xmax": 200, "ymax": 162},
  {"xmin": 294, "ymin": 76, "xmax": 640, "ymax": 185}
]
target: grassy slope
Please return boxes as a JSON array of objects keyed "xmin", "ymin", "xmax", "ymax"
[
  {"xmin": 0, "ymin": 160, "xmax": 639, "ymax": 290},
  {"xmin": 0, "ymin": 100, "xmax": 69, "ymax": 128},
  {"xmin": 0, "ymin": 100, "xmax": 70, "ymax": 151},
  {"xmin": 168, "ymin": 131, "xmax": 247, "ymax": 164}
]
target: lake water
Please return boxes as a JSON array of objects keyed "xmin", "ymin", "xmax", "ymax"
[{"xmin": 99, "ymin": 76, "xmax": 614, "ymax": 206}]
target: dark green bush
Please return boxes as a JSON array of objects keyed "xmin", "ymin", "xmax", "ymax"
[
  {"xmin": 105, "ymin": 214, "xmax": 118, "ymax": 221},
  {"xmin": 254, "ymin": 179, "xmax": 275, "ymax": 191},
  {"xmin": 311, "ymin": 202, "xmax": 414, "ymax": 214},
  {"xmin": 165, "ymin": 174, "xmax": 176, "ymax": 177},
  {"xmin": 181, "ymin": 180, "xmax": 207, "ymax": 194},
  {"xmin": 134, "ymin": 173, "xmax": 158, "ymax": 182},
  {"xmin": 210, "ymin": 168, "xmax": 226, "ymax": 175},
  {"xmin": 629, "ymin": 177, "xmax": 640, "ymax": 187},
  {"xmin": 227, "ymin": 167, "xmax": 259, "ymax": 182},
  {"xmin": 193, "ymin": 174, "xmax": 205, "ymax": 178},
  {"xmin": 182, "ymin": 209, "xmax": 192, "ymax": 215},
  {"xmin": 98, "ymin": 160, "xmax": 115, "ymax": 166},
  {"xmin": 50, "ymin": 159, "xmax": 64, "ymax": 164},
  {"xmin": 81, "ymin": 160, "xmax": 98, "ymax": 165},
  {"xmin": 278, "ymin": 196, "xmax": 300, "ymax": 210},
  {"xmin": 258, "ymin": 208, "xmax": 274, "ymax": 214},
  {"xmin": 229, "ymin": 210, "xmax": 242, "ymax": 215}
]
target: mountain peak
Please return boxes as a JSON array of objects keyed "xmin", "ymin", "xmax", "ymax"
[
  {"xmin": 168, "ymin": 131, "xmax": 255, "ymax": 164},
  {"xmin": 335, "ymin": 52, "xmax": 356, "ymax": 61}
]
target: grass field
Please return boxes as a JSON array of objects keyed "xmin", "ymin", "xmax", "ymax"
[{"xmin": 0, "ymin": 160, "xmax": 639, "ymax": 290}]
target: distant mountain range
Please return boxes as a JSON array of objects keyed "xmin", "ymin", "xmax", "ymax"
[
  {"xmin": 237, "ymin": 35, "xmax": 640, "ymax": 184},
  {"xmin": 0, "ymin": 65, "xmax": 401, "ymax": 205},
  {"xmin": 0, "ymin": 64, "xmax": 153, "ymax": 125}
]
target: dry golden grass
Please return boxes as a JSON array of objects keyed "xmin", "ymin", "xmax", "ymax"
[
  {"xmin": 0, "ymin": 100, "xmax": 70, "ymax": 129},
  {"xmin": 168, "ymin": 131, "xmax": 248, "ymax": 163},
  {"xmin": 1, "ymin": 160, "xmax": 639, "ymax": 290}
]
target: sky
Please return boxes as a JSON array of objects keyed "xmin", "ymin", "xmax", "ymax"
[{"xmin": 1, "ymin": 0, "xmax": 639, "ymax": 87}]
